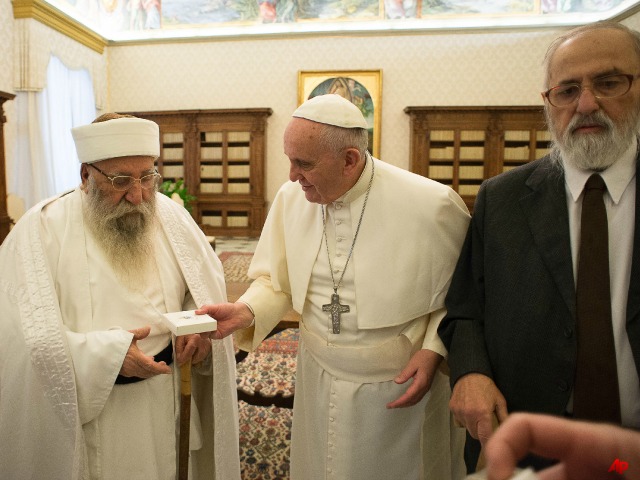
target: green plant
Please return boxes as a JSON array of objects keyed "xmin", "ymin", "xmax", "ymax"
[{"xmin": 159, "ymin": 179, "xmax": 197, "ymax": 213}]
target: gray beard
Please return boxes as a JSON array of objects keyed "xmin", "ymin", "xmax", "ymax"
[
  {"xmin": 83, "ymin": 178, "xmax": 157, "ymax": 292},
  {"xmin": 547, "ymin": 109, "xmax": 640, "ymax": 172}
]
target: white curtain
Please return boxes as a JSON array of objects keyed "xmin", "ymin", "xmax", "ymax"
[{"xmin": 13, "ymin": 56, "xmax": 96, "ymax": 209}]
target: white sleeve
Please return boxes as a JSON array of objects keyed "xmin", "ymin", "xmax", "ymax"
[
  {"xmin": 65, "ymin": 328, "xmax": 133, "ymax": 424},
  {"xmin": 422, "ymin": 307, "xmax": 447, "ymax": 357}
]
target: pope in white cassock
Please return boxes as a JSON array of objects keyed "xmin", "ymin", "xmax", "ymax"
[
  {"xmin": 0, "ymin": 113, "xmax": 240, "ymax": 480},
  {"xmin": 198, "ymin": 94, "xmax": 470, "ymax": 479}
]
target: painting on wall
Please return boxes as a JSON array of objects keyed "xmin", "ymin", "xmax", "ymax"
[{"xmin": 298, "ymin": 70, "xmax": 382, "ymax": 158}]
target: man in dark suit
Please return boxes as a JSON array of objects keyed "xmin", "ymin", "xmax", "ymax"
[{"xmin": 438, "ymin": 20, "xmax": 640, "ymax": 473}]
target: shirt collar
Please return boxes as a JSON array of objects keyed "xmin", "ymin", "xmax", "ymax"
[
  {"xmin": 563, "ymin": 141, "xmax": 637, "ymax": 205},
  {"xmin": 335, "ymin": 152, "xmax": 374, "ymax": 205}
]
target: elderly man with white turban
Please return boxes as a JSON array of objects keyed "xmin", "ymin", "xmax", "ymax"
[
  {"xmin": 198, "ymin": 94, "xmax": 470, "ymax": 480},
  {"xmin": 0, "ymin": 113, "xmax": 240, "ymax": 480}
]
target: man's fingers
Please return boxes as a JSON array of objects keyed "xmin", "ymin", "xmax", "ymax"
[
  {"xmin": 176, "ymin": 342, "xmax": 196, "ymax": 365},
  {"xmin": 477, "ymin": 417, "xmax": 496, "ymax": 446},
  {"xmin": 130, "ymin": 325, "xmax": 151, "ymax": 340},
  {"xmin": 156, "ymin": 361, "xmax": 172, "ymax": 375},
  {"xmin": 394, "ymin": 365, "xmax": 414, "ymax": 384},
  {"xmin": 495, "ymin": 402, "xmax": 509, "ymax": 424},
  {"xmin": 174, "ymin": 334, "xmax": 211, "ymax": 365},
  {"xmin": 138, "ymin": 356, "xmax": 171, "ymax": 377},
  {"xmin": 386, "ymin": 391, "xmax": 411, "ymax": 409},
  {"xmin": 387, "ymin": 380, "xmax": 426, "ymax": 409},
  {"xmin": 209, "ymin": 330, "xmax": 223, "ymax": 340},
  {"xmin": 175, "ymin": 334, "xmax": 194, "ymax": 353},
  {"xmin": 477, "ymin": 411, "xmax": 502, "ymax": 446},
  {"xmin": 462, "ymin": 414, "xmax": 492, "ymax": 441},
  {"xmin": 195, "ymin": 307, "xmax": 212, "ymax": 316}
]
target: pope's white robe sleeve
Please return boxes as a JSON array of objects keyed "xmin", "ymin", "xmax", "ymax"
[
  {"xmin": 65, "ymin": 329, "xmax": 133, "ymax": 424},
  {"xmin": 235, "ymin": 275, "xmax": 293, "ymax": 352},
  {"xmin": 423, "ymin": 307, "xmax": 448, "ymax": 356}
]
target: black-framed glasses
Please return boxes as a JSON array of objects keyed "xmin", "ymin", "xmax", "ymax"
[
  {"xmin": 542, "ymin": 73, "xmax": 640, "ymax": 107},
  {"xmin": 89, "ymin": 164, "xmax": 160, "ymax": 191}
]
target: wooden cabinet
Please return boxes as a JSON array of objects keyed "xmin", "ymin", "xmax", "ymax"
[
  {"xmin": 131, "ymin": 108, "xmax": 272, "ymax": 237},
  {"xmin": 404, "ymin": 106, "xmax": 551, "ymax": 211},
  {"xmin": 0, "ymin": 91, "xmax": 16, "ymax": 244}
]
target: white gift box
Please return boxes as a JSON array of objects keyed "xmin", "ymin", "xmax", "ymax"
[{"xmin": 162, "ymin": 310, "xmax": 217, "ymax": 336}]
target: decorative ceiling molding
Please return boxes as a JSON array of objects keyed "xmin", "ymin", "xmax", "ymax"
[
  {"xmin": 10, "ymin": 0, "xmax": 640, "ymax": 49},
  {"xmin": 612, "ymin": 1, "xmax": 640, "ymax": 21},
  {"xmin": 12, "ymin": 0, "xmax": 107, "ymax": 53}
]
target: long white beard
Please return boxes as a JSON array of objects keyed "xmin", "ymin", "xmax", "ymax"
[
  {"xmin": 547, "ymin": 109, "xmax": 640, "ymax": 171},
  {"xmin": 83, "ymin": 178, "xmax": 158, "ymax": 292}
]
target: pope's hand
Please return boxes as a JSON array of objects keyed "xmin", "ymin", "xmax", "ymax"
[
  {"xmin": 119, "ymin": 326, "xmax": 172, "ymax": 379},
  {"xmin": 196, "ymin": 302, "xmax": 254, "ymax": 340},
  {"xmin": 175, "ymin": 333, "xmax": 211, "ymax": 365},
  {"xmin": 450, "ymin": 373, "xmax": 508, "ymax": 446},
  {"xmin": 386, "ymin": 349, "xmax": 442, "ymax": 409}
]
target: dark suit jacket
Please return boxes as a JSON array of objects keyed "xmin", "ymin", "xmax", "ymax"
[{"xmin": 438, "ymin": 154, "xmax": 640, "ymax": 469}]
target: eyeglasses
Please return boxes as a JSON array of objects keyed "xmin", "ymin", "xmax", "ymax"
[
  {"xmin": 542, "ymin": 73, "xmax": 639, "ymax": 107},
  {"xmin": 89, "ymin": 164, "xmax": 160, "ymax": 191}
]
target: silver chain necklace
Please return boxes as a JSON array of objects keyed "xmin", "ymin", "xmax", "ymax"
[{"xmin": 321, "ymin": 155, "xmax": 375, "ymax": 334}]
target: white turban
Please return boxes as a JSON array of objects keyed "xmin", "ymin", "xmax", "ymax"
[
  {"xmin": 293, "ymin": 94, "xmax": 368, "ymax": 129},
  {"xmin": 71, "ymin": 117, "xmax": 160, "ymax": 164}
]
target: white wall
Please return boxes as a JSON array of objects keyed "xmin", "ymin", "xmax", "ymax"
[
  {"xmin": 1, "ymin": 5, "xmax": 108, "ymax": 206},
  {"xmin": 0, "ymin": 0, "xmax": 12, "ymax": 93},
  {"xmin": 1, "ymin": 0, "xmax": 15, "ymax": 184},
  {"xmin": 3, "ymin": 8, "xmax": 640, "ymax": 209},
  {"xmin": 106, "ymin": 28, "xmax": 567, "ymax": 207}
]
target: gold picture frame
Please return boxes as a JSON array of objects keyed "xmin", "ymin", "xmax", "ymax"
[{"xmin": 298, "ymin": 70, "xmax": 382, "ymax": 158}]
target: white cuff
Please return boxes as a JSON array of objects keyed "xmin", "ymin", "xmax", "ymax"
[{"xmin": 237, "ymin": 300, "xmax": 255, "ymax": 328}]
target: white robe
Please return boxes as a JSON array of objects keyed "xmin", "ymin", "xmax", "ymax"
[
  {"xmin": 236, "ymin": 157, "xmax": 470, "ymax": 480},
  {"xmin": 0, "ymin": 189, "xmax": 240, "ymax": 480}
]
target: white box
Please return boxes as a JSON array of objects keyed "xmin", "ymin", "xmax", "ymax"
[{"xmin": 162, "ymin": 310, "xmax": 217, "ymax": 336}]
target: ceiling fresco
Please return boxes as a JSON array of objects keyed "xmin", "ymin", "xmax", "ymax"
[{"xmin": 43, "ymin": 0, "xmax": 636, "ymax": 40}]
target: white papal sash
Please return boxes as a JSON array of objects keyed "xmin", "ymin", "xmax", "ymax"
[{"xmin": 299, "ymin": 322, "xmax": 413, "ymax": 383}]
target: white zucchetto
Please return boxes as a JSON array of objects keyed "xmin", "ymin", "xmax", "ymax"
[
  {"xmin": 72, "ymin": 117, "xmax": 160, "ymax": 164},
  {"xmin": 293, "ymin": 94, "xmax": 368, "ymax": 129}
]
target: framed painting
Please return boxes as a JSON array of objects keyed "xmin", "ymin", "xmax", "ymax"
[{"xmin": 298, "ymin": 70, "xmax": 382, "ymax": 158}]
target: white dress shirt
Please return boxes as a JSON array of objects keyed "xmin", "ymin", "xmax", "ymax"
[{"xmin": 563, "ymin": 143, "xmax": 640, "ymax": 428}]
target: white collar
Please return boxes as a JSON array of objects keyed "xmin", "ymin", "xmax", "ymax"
[
  {"xmin": 563, "ymin": 141, "xmax": 637, "ymax": 205},
  {"xmin": 335, "ymin": 152, "xmax": 374, "ymax": 205}
]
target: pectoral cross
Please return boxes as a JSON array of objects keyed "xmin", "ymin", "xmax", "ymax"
[{"xmin": 322, "ymin": 292, "xmax": 350, "ymax": 334}]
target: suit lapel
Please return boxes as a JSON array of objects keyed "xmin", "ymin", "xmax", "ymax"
[{"xmin": 519, "ymin": 158, "xmax": 576, "ymax": 320}]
